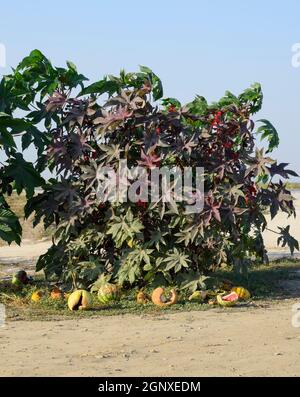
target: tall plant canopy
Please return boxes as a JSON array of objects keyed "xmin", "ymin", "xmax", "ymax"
[{"xmin": 0, "ymin": 50, "xmax": 298, "ymax": 290}]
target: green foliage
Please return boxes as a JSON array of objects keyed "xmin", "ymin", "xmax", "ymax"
[
  {"xmin": 107, "ymin": 209, "xmax": 144, "ymax": 248},
  {"xmin": 256, "ymin": 119, "xmax": 280, "ymax": 153},
  {"xmin": 0, "ymin": 48, "xmax": 91, "ymax": 244},
  {"xmin": 277, "ymin": 225, "xmax": 299, "ymax": 255},
  {"xmin": 0, "ymin": 203, "xmax": 22, "ymax": 244},
  {"xmin": 0, "ymin": 50, "xmax": 298, "ymax": 291}
]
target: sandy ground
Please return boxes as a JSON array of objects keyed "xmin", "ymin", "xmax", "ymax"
[
  {"xmin": 262, "ymin": 190, "xmax": 300, "ymax": 253},
  {"xmin": 1, "ymin": 300, "xmax": 300, "ymax": 376},
  {"xmin": 0, "ymin": 240, "xmax": 51, "ymax": 262}
]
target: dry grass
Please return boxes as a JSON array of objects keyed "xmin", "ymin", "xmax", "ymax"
[{"xmin": 286, "ymin": 182, "xmax": 300, "ymax": 190}]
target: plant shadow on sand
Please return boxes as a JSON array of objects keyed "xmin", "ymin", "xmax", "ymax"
[{"xmin": 215, "ymin": 258, "xmax": 300, "ymax": 300}]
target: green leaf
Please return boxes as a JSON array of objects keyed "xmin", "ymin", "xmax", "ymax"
[
  {"xmin": 79, "ymin": 79, "xmax": 119, "ymax": 97},
  {"xmin": 5, "ymin": 153, "xmax": 45, "ymax": 197},
  {"xmin": 107, "ymin": 209, "xmax": 144, "ymax": 248},
  {"xmin": 163, "ymin": 248, "xmax": 191, "ymax": 273},
  {"xmin": 186, "ymin": 95, "xmax": 208, "ymax": 115},
  {"xmin": 179, "ymin": 272, "xmax": 209, "ymax": 293},
  {"xmin": 256, "ymin": 119, "xmax": 280, "ymax": 153},
  {"xmin": 0, "ymin": 128, "xmax": 16, "ymax": 149},
  {"xmin": 161, "ymin": 97, "xmax": 181, "ymax": 109},
  {"xmin": 277, "ymin": 226, "xmax": 299, "ymax": 256},
  {"xmin": 217, "ymin": 91, "xmax": 239, "ymax": 108},
  {"xmin": 139, "ymin": 65, "xmax": 163, "ymax": 101},
  {"xmin": 0, "ymin": 197, "xmax": 22, "ymax": 245},
  {"xmin": 0, "ymin": 116, "xmax": 46, "ymax": 151},
  {"xmin": 17, "ymin": 49, "xmax": 46, "ymax": 70},
  {"xmin": 239, "ymin": 83, "xmax": 263, "ymax": 114},
  {"xmin": 66, "ymin": 60, "xmax": 77, "ymax": 71}
]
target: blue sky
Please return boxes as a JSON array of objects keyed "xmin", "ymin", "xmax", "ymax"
[{"xmin": 1, "ymin": 0, "xmax": 300, "ymax": 178}]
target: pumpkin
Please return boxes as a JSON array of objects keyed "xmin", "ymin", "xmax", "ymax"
[
  {"xmin": 136, "ymin": 291, "xmax": 150, "ymax": 304},
  {"xmin": 67, "ymin": 290, "xmax": 92, "ymax": 310},
  {"xmin": 98, "ymin": 284, "xmax": 120, "ymax": 304},
  {"xmin": 151, "ymin": 287, "xmax": 178, "ymax": 307},
  {"xmin": 50, "ymin": 287, "xmax": 63, "ymax": 300},
  {"xmin": 231, "ymin": 286, "xmax": 251, "ymax": 301},
  {"xmin": 31, "ymin": 290, "xmax": 43, "ymax": 302}
]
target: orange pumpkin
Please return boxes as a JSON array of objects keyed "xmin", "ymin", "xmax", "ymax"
[
  {"xmin": 31, "ymin": 290, "xmax": 43, "ymax": 302},
  {"xmin": 136, "ymin": 291, "xmax": 150, "ymax": 304},
  {"xmin": 151, "ymin": 287, "xmax": 178, "ymax": 307},
  {"xmin": 50, "ymin": 287, "xmax": 63, "ymax": 300}
]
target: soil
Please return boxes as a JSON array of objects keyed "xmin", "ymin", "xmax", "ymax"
[{"xmin": 1, "ymin": 300, "xmax": 300, "ymax": 376}]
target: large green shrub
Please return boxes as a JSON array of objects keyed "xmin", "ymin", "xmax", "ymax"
[{"xmin": 0, "ymin": 50, "xmax": 298, "ymax": 290}]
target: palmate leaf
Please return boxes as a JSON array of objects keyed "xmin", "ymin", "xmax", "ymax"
[
  {"xmin": 15, "ymin": 49, "xmax": 88, "ymax": 95},
  {"xmin": 76, "ymin": 260, "xmax": 106, "ymax": 284},
  {"xmin": 147, "ymin": 230, "xmax": 167, "ymax": 251},
  {"xmin": 0, "ymin": 115, "xmax": 47, "ymax": 154},
  {"xmin": 161, "ymin": 97, "xmax": 182, "ymax": 110},
  {"xmin": 217, "ymin": 90, "xmax": 239, "ymax": 108},
  {"xmin": 5, "ymin": 153, "xmax": 45, "ymax": 197},
  {"xmin": 256, "ymin": 119, "xmax": 280, "ymax": 153},
  {"xmin": 245, "ymin": 148, "xmax": 275, "ymax": 178},
  {"xmin": 16, "ymin": 49, "xmax": 48, "ymax": 70},
  {"xmin": 175, "ymin": 225, "xmax": 199, "ymax": 246},
  {"xmin": 138, "ymin": 65, "xmax": 163, "ymax": 101},
  {"xmin": 185, "ymin": 95, "xmax": 208, "ymax": 116},
  {"xmin": 178, "ymin": 272, "xmax": 210, "ymax": 293},
  {"xmin": 117, "ymin": 248, "xmax": 153, "ymax": 285},
  {"xmin": 98, "ymin": 144, "xmax": 121, "ymax": 162},
  {"xmin": 269, "ymin": 162, "xmax": 299, "ymax": 178},
  {"xmin": 56, "ymin": 62, "xmax": 88, "ymax": 91},
  {"xmin": 79, "ymin": 79, "xmax": 119, "ymax": 97},
  {"xmin": 24, "ymin": 186, "xmax": 59, "ymax": 228},
  {"xmin": 263, "ymin": 181, "xmax": 296, "ymax": 219},
  {"xmin": 107, "ymin": 209, "xmax": 144, "ymax": 248},
  {"xmin": 277, "ymin": 225, "xmax": 299, "ymax": 256},
  {"xmin": 118, "ymin": 256, "xmax": 141, "ymax": 285},
  {"xmin": 239, "ymin": 82, "xmax": 263, "ymax": 113},
  {"xmin": 163, "ymin": 248, "xmax": 191, "ymax": 273},
  {"xmin": 0, "ymin": 205, "xmax": 22, "ymax": 245},
  {"xmin": 0, "ymin": 116, "xmax": 28, "ymax": 150},
  {"xmin": 36, "ymin": 243, "xmax": 67, "ymax": 274}
]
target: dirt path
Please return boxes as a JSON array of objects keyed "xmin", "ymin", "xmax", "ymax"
[
  {"xmin": 0, "ymin": 240, "xmax": 51, "ymax": 263},
  {"xmin": 0, "ymin": 240, "xmax": 51, "ymax": 278},
  {"xmin": 1, "ymin": 300, "xmax": 300, "ymax": 377}
]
